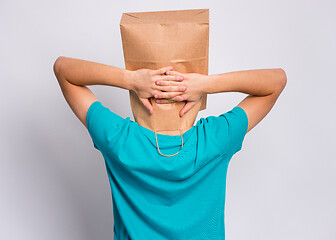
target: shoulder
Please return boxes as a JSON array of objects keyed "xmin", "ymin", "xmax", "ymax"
[
  {"xmin": 195, "ymin": 106, "xmax": 248, "ymax": 155},
  {"xmin": 197, "ymin": 107, "xmax": 247, "ymax": 131},
  {"xmin": 86, "ymin": 101, "xmax": 132, "ymax": 151},
  {"xmin": 86, "ymin": 101, "xmax": 128, "ymax": 127}
]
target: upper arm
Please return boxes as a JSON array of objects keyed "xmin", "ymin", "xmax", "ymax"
[
  {"xmin": 237, "ymin": 68, "xmax": 287, "ymax": 133},
  {"xmin": 53, "ymin": 57, "xmax": 98, "ymax": 129}
]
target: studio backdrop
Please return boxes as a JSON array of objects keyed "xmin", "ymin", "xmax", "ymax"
[{"xmin": 1, "ymin": 0, "xmax": 335, "ymax": 240}]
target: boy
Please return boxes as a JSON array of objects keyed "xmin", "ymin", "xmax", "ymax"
[{"xmin": 53, "ymin": 56, "xmax": 286, "ymax": 240}]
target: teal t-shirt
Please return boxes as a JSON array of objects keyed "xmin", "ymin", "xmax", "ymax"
[{"xmin": 86, "ymin": 101, "xmax": 248, "ymax": 240}]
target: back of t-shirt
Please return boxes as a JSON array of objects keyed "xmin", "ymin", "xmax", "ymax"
[{"xmin": 86, "ymin": 101, "xmax": 248, "ymax": 240}]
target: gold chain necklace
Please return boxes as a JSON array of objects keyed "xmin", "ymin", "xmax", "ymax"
[{"xmin": 154, "ymin": 129, "xmax": 184, "ymax": 157}]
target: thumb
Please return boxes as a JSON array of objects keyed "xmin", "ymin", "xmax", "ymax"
[
  {"xmin": 180, "ymin": 101, "xmax": 196, "ymax": 117},
  {"xmin": 140, "ymin": 98, "xmax": 153, "ymax": 114}
]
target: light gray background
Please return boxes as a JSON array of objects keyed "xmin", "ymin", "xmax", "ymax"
[{"xmin": 1, "ymin": 0, "xmax": 335, "ymax": 239}]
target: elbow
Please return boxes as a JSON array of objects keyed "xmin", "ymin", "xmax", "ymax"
[
  {"xmin": 274, "ymin": 68, "xmax": 287, "ymax": 93},
  {"xmin": 53, "ymin": 56, "xmax": 66, "ymax": 76}
]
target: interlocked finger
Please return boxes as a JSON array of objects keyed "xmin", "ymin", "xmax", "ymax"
[
  {"xmin": 158, "ymin": 74, "xmax": 184, "ymax": 81},
  {"xmin": 155, "ymin": 80, "xmax": 185, "ymax": 86},
  {"xmin": 154, "ymin": 91, "xmax": 184, "ymax": 99},
  {"xmin": 152, "ymin": 66, "xmax": 173, "ymax": 75},
  {"xmin": 156, "ymin": 85, "xmax": 186, "ymax": 92},
  {"xmin": 166, "ymin": 70, "xmax": 183, "ymax": 76}
]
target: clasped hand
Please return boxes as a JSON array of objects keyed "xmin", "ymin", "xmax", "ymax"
[{"xmin": 130, "ymin": 66, "xmax": 207, "ymax": 117}]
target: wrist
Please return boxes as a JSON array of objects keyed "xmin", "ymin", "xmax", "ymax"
[
  {"xmin": 124, "ymin": 69, "xmax": 136, "ymax": 91},
  {"xmin": 202, "ymin": 74, "xmax": 213, "ymax": 94}
]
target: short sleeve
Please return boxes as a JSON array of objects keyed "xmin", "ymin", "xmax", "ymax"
[
  {"xmin": 197, "ymin": 106, "xmax": 248, "ymax": 159},
  {"xmin": 219, "ymin": 106, "xmax": 248, "ymax": 155},
  {"xmin": 86, "ymin": 101, "xmax": 126, "ymax": 152}
]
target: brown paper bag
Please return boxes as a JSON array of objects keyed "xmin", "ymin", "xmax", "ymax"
[{"xmin": 120, "ymin": 9, "xmax": 209, "ymax": 137}]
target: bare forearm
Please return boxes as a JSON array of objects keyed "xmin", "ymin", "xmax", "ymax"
[
  {"xmin": 53, "ymin": 56, "xmax": 134, "ymax": 90},
  {"xmin": 204, "ymin": 68, "xmax": 286, "ymax": 96}
]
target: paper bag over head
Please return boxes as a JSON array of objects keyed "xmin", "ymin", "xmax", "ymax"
[{"xmin": 120, "ymin": 9, "xmax": 209, "ymax": 134}]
